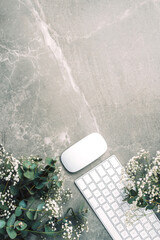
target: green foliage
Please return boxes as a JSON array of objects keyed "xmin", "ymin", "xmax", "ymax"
[
  {"xmin": 6, "ymin": 227, "xmax": 17, "ymax": 239},
  {"xmin": 26, "ymin": 211, "xmax": 34, "ymax": 220},
  {"xmin": 0, "ymin": 146, "xmax": 89, "ymax": 240},
  {"xmin": 15, "ymin": 207, "xmax": 22, "ymax": 217},
  {"xmin": 0, "ymin": 220, "xmax": 6, "ymax": 229},
  {"xmin": 7, "ymin": 214, "xmax": 16, "ymax": 227},
  {"xmin": 14, "ymin": 221, "xmax": 27, "ymax": 231},
  {"xmin": 10, "ymin": 186, "xmax": 19, "ymax": 196},
  {"xmin": 19, "ymin": 200, "xmax": 27, "ymax": 208}
]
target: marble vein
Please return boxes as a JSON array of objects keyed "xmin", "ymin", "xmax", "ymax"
[
  {"xmin": 62, "ymin": 0, "xmax": 151, "ymax": 43},
  {"xmin": 22, "ymin": 0, "xmax": 100, "ymax": 132}
]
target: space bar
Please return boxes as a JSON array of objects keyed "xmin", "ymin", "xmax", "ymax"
[{"xmin": 96, "ymin": 208, "xmax": 122, "ymax": 240}]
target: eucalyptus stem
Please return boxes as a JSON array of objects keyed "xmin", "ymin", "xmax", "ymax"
[{"xmin": 3, "ymin": 181, "xmax": 9, "ymax": 194}]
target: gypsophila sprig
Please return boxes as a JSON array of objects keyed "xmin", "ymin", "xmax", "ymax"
[
  {"xmin": 0, "ymin": 144, "xmax": 88, "ymax": 240},
  {"xmin": 122, "ymin": 149, "xmax": 160, "ymax": 223}
]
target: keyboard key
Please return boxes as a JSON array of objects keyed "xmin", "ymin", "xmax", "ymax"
[
  {"xmin": 98, "ymin": 196, "xmax": 105, "ymax": 204},
  {"xmin": 116, "ymin": 167, "xmax": 122, "ymax": 175},
  {"xmin": 153, "ymin": 221, "xmax": 160, "ymax": 229},
  {"xmin": 111, "ymin": 217, "xmax": 119, "ymax": 225},
  {"xmin": 117, "ymin": 182, "xmax": 124, "ymax": 190},
  {"xmin": 154, "ymin": 237, "xmax": 160, "ymax": 240},
  {"xmin": 107, "ymin": 196, "xmax": 114, "ymax": 204},
  {"xmin": 83, "ymin": 189, "xmax": 92, "ymax": 199},
  {"xmin": 112, "ymin": 189, "xmax": 120, "ymax": 197},
  {"xmin": 108, "ymin": 182, "xmax": 115, "ymax": 191},
  {"xmin": 103, "ymin": 176, "xmax": 111, "ymax": 184},
  {"xmin": 130, "ymin": 229, "xmax": 138, "ymax": 238},
  {"xmin": 144, "ymin": 222, "xmax": 152, "ymax": 231},
  {"xmin": 107, "ymin": 209, "xmax": 114, "ymax": 218},
  {"xmin": 121, "ymin": 216, "xmax": 126, "ymax": 224},
  {"xmin": 93, "ymin": 189, "xmax": 101, "ymax": 198},
  {"xmin": 121, "ymin": 203, "xmax": 129, "ymax": 211},
  {"xmin": 108, "ymin": 168, "xmax": 115, "ymax": 176},
  {"xmin": 140, "ymin": 230, "xmax": 148, "ymax": 238},
  {"xmin": 135, "ymin": 223, "xmax": 143, "ymax": 232},
  {"xmin": 116, "ymin": 209, "xmax": 123, "ymax": 217},
  {"xmin": 89, "ymin": 182, "xmax": 96, "ymax": 191},
  {"xmin": 149, "ymin": 214, "xmax": 157, "ymax": 223},
  {"xmin": 83, "ymin": 174, "xmax": 92, "ymax": 184},
  {"xmin": 96, "ymin": 166, "xmax": 106, "ymax": 177},
  {"xmin": 76, "ymin": 179, "xmax": 86, "ymax": 190},
  {"xmin": 109, "ymin": 156, "xmax": 119, "ymax": 168},
  {"xmin": 116, "ymin": 223, "xmax": 124, "ymax": 232},
  {"xmin": 98, "ymin": 181, "xmax": 105, "ymax": 190},
  {"xmin": 111, "ymin": 202, "xmax": 119, "ymax": 210},
  {"xmin": 89, "ymin": 197, "xmax": 99, "ymax": 209},
  {"xmin": 117, "ymin": 195, "xmax": 123, "ymax": 203},
  {"xmin": 112, "ymin": 175, "xmax": 120, "ymax": 183},
  {"xmin": 102, "ymin": 188, "xmax": 109, "ymax": 197},
  {"xmin": 103, "ymin": 203, "xmax": 110, "ymax": 211},
  {"xmin": 140, "ymin": 216, "xmax": 147, "ymax": 224},
  {"xmin": 134, "ymin": 237, "xmax": 141, "ymax": 240},
  {"xmin": 90, "ymin": 170, "xmax": 100, "ymax": 183},
  {"xmin": 103, "ymin": 161, "xmax": 110, "ymax": 169},
  {"xmin": 121, "ymin": 230, "xmax": 129, "ymax": 238},
  {"xmin": 149, "ymin": 229, "xmax": 156, "ymax": 238},
  {"xmin": 126, "ymin": 224, "xmax": 133, "ymax": 231}
]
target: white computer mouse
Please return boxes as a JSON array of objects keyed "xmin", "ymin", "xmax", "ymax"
[{"xmin": 61, "ymin": 132, "xmax": 107, "ymax": 173}]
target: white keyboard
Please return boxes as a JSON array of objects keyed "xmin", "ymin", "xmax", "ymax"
[{"xmin": 75, "ymin": 155, "xmax": 160, "ymax": 240}]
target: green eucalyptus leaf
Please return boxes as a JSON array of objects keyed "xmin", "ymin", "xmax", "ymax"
[
  {"xmin": 14, "ymin": 221, "xmax": 27, "ymax": 231},
  {"xmin": 19, "ymin": 200, "xmax": 27, "ymax": 208},
  {"xmin": 130, "ymin": 189, "xmax": 137, "ymax": 196},
  {"xmin": 127, "ymin": 197, "xmax": 137, "ymax": 204},
  {"xmin": 7, "ymin": 214, "xmax": 16, "ymax": 227},
  {"xmin": 79, "ymin": 203, "xmax": 85, "ymax": 214},
  {"xmin": 56, "ymin": 181, "xmax": 62, "ymax": 188},
  {"xmin": 146, "ymin": 204, "xmax": 155, "ymax": 210},
  {"xmin": 18, "ymin": 167, "xmax": 23, "ymax": 178},
  {"xmin": 35, "ymin": 182, "xmax": 45, "ymax": 189},
  {"xmin": 24, "ymin": 170, "xmax": 35, "ymax": 180},
  {"xmin": 52, "ymin": 175, "xmax": 58, "ymax": 181},
  {"xmin": 30, "ymin": 163, "xmax": 37, "ymax": 170},
  {"xmin": 45, "ymin": 157, "xmax": 56, "ymax": 166},
  {"xmin": 32, "ymin": 221, "xmax": 41, "ymax": 230},
  {"xmin": 23, "ymin": 160, "xmax": 32, "ymax": 169},
  {"xmin": 10, "ymin": 186, "xmax": 19, "ymax": 196},
  {"xmin": 0, "ymin": 220, "xmax": 6, "ymax": 229},
  {"xmin": 15, "ymin": 207, "xmax": 22, "ymax": 217},
  {"xmin": 37, "ymin": 203, "xmax": 45, "ymax": 211},
  {"xmin": 6, "ymin": 227, "xmax": 17, "ymax": 239},
  {"xmin": 26, "ymin": 211, "xmax": 34, "ymax": 220}
]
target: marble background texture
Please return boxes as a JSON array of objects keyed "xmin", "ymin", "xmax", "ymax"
[{"xmin": 0, "ymin": 0, "xmax": 160, "ymax": 239}]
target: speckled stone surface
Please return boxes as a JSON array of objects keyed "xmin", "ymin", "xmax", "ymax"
[{"xmin": 0, "ymin": 0, "xmax": 160, "ymax": 239}]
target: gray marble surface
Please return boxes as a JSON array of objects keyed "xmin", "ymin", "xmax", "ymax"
[{"xmin": 1, "ymin": 0, "xmax": 160, "ymax": 239}]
